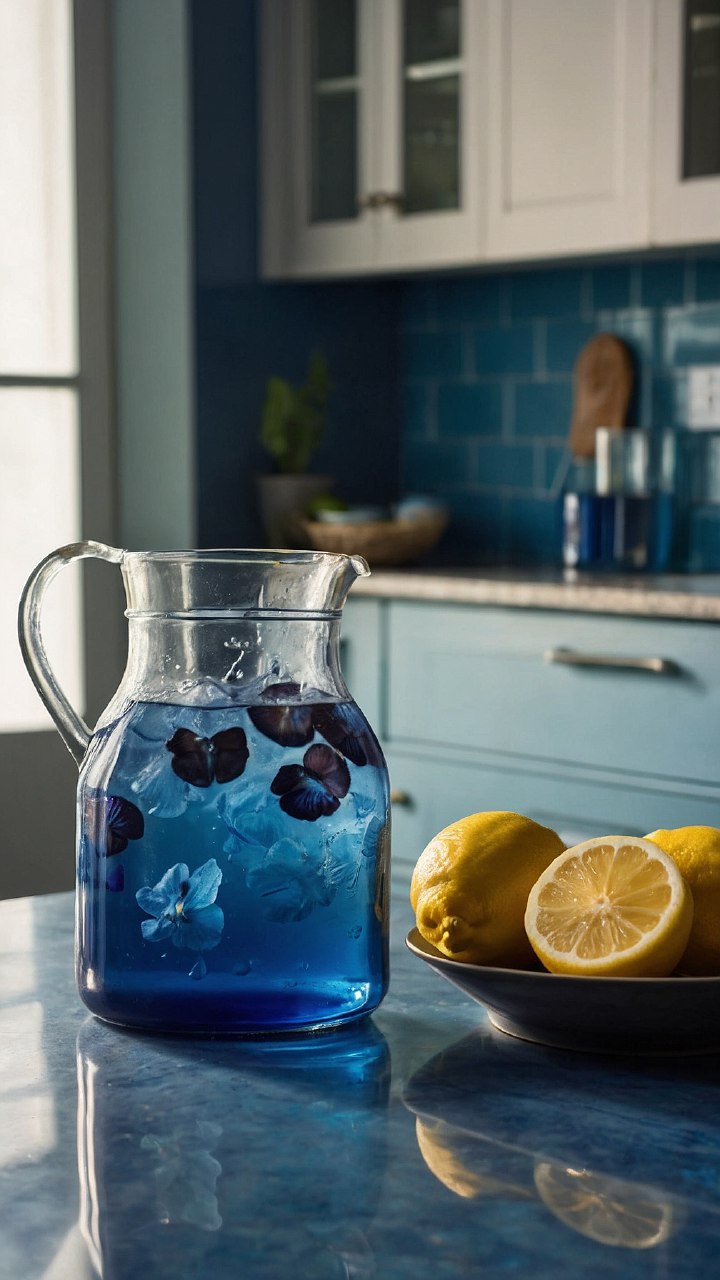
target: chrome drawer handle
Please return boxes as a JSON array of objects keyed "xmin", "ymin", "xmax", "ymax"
[{"xmin": 544, "ymin": 647, "xmax": 681, "ymax": 676}]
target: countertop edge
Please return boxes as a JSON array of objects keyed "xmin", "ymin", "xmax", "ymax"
[{"xmin": 350, "ymin": 570, "xmax": 720, "ymax": 621}]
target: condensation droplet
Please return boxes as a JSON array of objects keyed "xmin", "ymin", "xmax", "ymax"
[
  {"xmin": 233, "ymin": 959, "xmax": 252, "ymax": 976},
  {"xmin": 348, "ymin": 925, "xmax": 363, "ymax": 939},
  {"xmin": 189, "ymin": 958, "xmax": 207, "ymax": 981}
]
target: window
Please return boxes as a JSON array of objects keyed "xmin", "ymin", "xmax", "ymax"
[{"xmin": 0, "ymin": 0, "xmax": 83, "ymax": 732}]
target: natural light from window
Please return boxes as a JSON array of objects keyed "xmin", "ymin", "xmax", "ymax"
[{"xmin": 0, "ymin": 0, "xmax": 83, "ymax": 732}]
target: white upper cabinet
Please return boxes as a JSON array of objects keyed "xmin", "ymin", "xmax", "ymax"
[
  {"xmin": 260, "ymin": 0, "xmax": 485, "ymax": 277},
  {"xmin": 260, "ymin": 0, "xmax": 718, "ymax": 278},
  {"xmin": 484, "ymin": 0, "xmax": 653, "ymax": 261},
  {"xmin": 653, "ymin": 0, "xmax": 720, "ymax": 245}
]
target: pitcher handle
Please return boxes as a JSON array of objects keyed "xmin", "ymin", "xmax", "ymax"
[{"xmin": 18, "ymin": 541, "xmax": 124, "ymax": 766}]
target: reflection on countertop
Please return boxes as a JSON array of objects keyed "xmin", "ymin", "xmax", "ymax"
[
  {"xmin": 3, "ymin": 892, "xmax": 720, "ymax": 1278},
  {"xmin": 351, "ymin": 564, "xmax": 720, "ymax": 620}
]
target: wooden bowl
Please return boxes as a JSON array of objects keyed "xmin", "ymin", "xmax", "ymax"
[{"xmin": 301, "ymin": 509, "xmax": 448, "ymax": 566}]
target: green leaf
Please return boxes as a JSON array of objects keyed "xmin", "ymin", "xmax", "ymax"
[{"xmin": 259, "ymin": 351, "xmax": 331, "ymax": 472}]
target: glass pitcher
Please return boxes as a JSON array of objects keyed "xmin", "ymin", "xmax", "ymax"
[{"xmin": 19, "ymin": 543, "xmax": 390, "ymax": 1035}]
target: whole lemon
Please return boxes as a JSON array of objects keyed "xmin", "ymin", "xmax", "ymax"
[
  {"xmin": 645, "ymin": 825, "xmax": 720, "ymax": 974},
  {"xmin": 410, "ymin": 811, "xmax": 565, "ymax": 967}
]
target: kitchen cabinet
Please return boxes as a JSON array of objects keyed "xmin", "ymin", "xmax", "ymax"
[
  {"xmin": 261, "ymin": 1, "xmax": 720, "ymax": 275},
  {"xmin": 260, "ymin": 0, "xmax": 654, "ymax": 277},
  {"xmin": 653, "ymin": 0, "xmax": 720, "ymax": 245},
  {"xmin": 342, "ymin": 597, "xmax": 720, "ymax": 891},
  {"xmin": 484, "ymin": 0, "xmax": 652, "ymax": 261},
  {"xmin": 260, "ymin": 0, "xmax": 484, "ymax": 278}
]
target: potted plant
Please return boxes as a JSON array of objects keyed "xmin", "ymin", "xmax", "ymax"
[{"xmin": 257, "ymin": 351, "xmax": 334, "ymax": 547}]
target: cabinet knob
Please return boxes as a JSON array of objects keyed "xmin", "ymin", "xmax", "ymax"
[
  {"xmin": 390, "ymin": 788, "xmax": 412, "ymax": 806},
  {"xmin": 357, "ymin": 191, "xmax": 405, "ymax": 212}
]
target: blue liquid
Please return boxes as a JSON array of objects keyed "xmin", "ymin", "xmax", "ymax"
[
  {"xmin": 77, "ymin": 693, "xmax": 390, "ymax": 1034},
  {"xmin": 563, "ymin": 493, "xmax": 673, "ymax": 571}
]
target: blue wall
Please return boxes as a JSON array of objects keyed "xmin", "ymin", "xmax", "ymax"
[
  {"xmin": 400, "ymin": 257, "xmax": 720, "ymax": 566},
  {"xmin": 191, "ymin": 1, "xmax": 720, "ymax": 567}
]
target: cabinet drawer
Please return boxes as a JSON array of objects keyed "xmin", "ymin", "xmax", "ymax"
[
  {"xmin": 387, "ymin": 746, "xmax": 720, "ymax": 893},
  {"xmin": 387, "ymin": 603, "xmax": 720, "ymax": 786}
]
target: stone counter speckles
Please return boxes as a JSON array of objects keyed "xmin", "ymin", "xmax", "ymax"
[
  {"xmin": 351, "ymin": 567, "xmax": 720, "ymax": 621},
  {"xmin": 3, "ymin": 892, "xmax": 720, "ymax": 1278}
]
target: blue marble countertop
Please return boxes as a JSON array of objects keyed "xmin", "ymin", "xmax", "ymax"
[{"xmin": 2, "ymin": 891, "xmax": 720, "ymax": 1279}]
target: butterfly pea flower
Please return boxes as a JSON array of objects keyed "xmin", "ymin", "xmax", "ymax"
[
  {"xmin": 136, "ymin": 859, "xmax": 224, "ymax": 951},
  {"xmin": 127, "ymin": 708, "xmax": 209, "ymax": 819},
  {"xmin": 249, "ymin": 682, "xmax": 382, "ymax": 768},
  {"xmin": 166, "ymin": 726, "xmax": 249, "ymax": 787},
  {"xmin": 248, "ymin": 682, "xmax": 316, "ymax": 747},
  {"xmin": 312, "ymin": 703, "xmax": 384, "ymax": 768},
  {"xmin": 83, "ymin": 789, "xmax": 144, "ymax": 856},
  {"xmin": 271, "ymin": 743, "xmax": 350, "ymax": 821}
]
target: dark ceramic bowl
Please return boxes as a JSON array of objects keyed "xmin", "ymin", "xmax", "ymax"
[{"xmin": 406, "ymin": 928, "xmax": 720, "ymax": 1055}]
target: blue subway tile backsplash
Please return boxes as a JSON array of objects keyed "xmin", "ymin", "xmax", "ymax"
[
  {"xmin": 399, "ymin": 255, "xmax": 720, "ymax": 565},
  {"xmin": 474, "ymin": 323, "xmax": 535, "ymax": 376},
  {"xmin": 438, "ymin": 382, "xmax": 504, "ymax": 437}
]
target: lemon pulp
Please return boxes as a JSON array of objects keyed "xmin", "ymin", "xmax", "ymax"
[{"xmin": 524, "ymin": 836, "xmax": 693, "ymax": 977}]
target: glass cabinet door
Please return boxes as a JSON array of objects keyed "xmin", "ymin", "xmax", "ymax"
[
  {"xmin": 402, "ymin": 0, "xmax": 462, "ymax": 214},
  {"xmin": 310, "ymin": 0, "xmax": 360, "ymax": 222},
  {"xmin": 654, "ymin": 0, "xmax": 720, "ymax": 244},
  {"xmin": 683, "ymin": 0, "xmax": 720, "ymax": 179}
]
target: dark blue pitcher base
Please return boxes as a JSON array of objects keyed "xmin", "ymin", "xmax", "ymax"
[{"xmin": 78, "ymin": 974, "xmax": 388, "ymax": 1037}]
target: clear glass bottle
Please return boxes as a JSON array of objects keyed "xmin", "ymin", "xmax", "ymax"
[{"xmin": 20, "ymin": 545, "xmax": 390, "ymax": 1035}]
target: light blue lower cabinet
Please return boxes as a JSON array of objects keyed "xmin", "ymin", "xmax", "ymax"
[
  {"xmin": 341, "ymin": 599, "xmax": 384, "ymax": 738},
  {"xmin": 343, "ymin": 596, "xmax": 720, "ymax": 896},
  {"xmin": 386, "ymin": 746, "xmax": 720, "ymax": 895},
  {"xmin": 387, "ymin": 602, "xmax": 720, "ymax": 787}
]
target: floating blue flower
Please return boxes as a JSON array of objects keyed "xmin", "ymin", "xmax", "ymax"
[
  {"xmin": 136, "ymin": 859, "xmax": 224, "ymax": 951},
  {"xmin": 271, "ymin": 744, "xmax": 350, "ymax": 821},
  {"xmin": 83, "ymin": 789, "xmax": 144, "ymax": 856},
  {"xmin": 246, "ymin": 837, "xmax": 339, "ymax": 922},
  {"xmin": 218, "ymin": 792, "xmax": 280, "ymax": 863}
]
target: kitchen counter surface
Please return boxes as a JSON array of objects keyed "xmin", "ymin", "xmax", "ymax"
[
  {"xmin": 3, "ymin": 892, "xmax": 720, "ymax": 1278},
  {"xmin": 351, "ymin": 565, "xmax": 720, "ymax": 620}
]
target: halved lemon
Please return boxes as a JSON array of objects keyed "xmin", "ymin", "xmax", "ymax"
[{"xmin": 524, "ymin": 836, "xmax": 693, "ymax": 977}]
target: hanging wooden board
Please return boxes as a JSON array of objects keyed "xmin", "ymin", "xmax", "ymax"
[{"xmin": 569, "ymin": 333, "xmax": 634, "ymax": 459}]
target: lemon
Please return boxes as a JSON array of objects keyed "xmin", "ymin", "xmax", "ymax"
[
  {"xmin": 646, "ymin": 825, "xmax": 720, "ymax": 974},
  {"xmin": 524, "ymin": 836, "xmax": 693, "ymax": 977},
  {"xmin": 533, "ymin": 1162, "xmax": 677, "ymax": 1248},
  {"xmin": 410, "ymin": 811, "xmax": 565, "ymax": 967}
]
